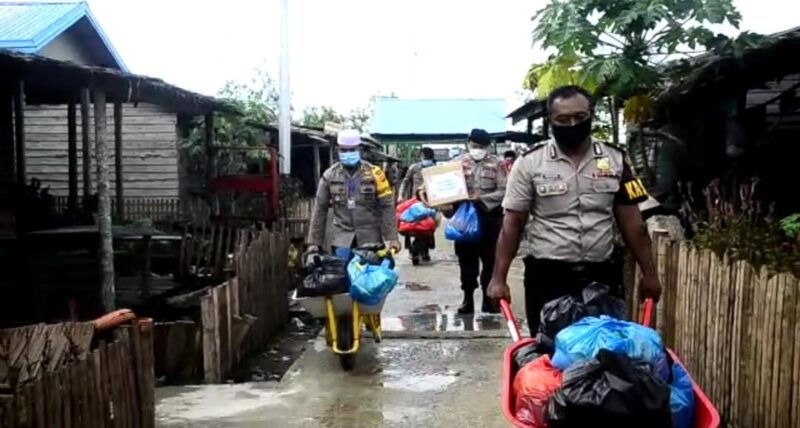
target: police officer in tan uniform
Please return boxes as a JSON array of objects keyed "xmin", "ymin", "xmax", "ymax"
[
  {"xmin": 398, "ymin": 147, "xmax": 437, "ymax": 264},
  {"xmin": 443, "ymin": 129, "xmax": 507, "ymax": 314},
  {"xmin": 488, "ymin": 86, "xmax": 661, "ymax": 329},
  {"xmin": 307, "ymin": 130, "xmax": 400, "ymax": 259},
  {"xmin": 399, "ymin": 147, "xmax": 436, "ymax": 201}
]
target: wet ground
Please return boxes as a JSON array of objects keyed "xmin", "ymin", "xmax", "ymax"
[{"xmin": 156, "ymin": 228, "xmax": 527, "ymax": 427}]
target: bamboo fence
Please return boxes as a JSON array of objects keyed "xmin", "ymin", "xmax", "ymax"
[
  {"xmin": 0, "ymin": 320, "xmax": 155, "ymax": 428},
  {"xmin": 630, "ymin": 238, "xmax": 800, "ymax": 427}
]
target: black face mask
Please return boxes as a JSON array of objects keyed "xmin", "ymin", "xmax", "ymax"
[{"xmin": 551, "ymin": 119, "xmax": 592, "ymax": 149}]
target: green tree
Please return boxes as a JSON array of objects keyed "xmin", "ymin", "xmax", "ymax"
[
  {"xmin": 179, "ymin": 68, "xmax": 283, "ymax": 212},
  {"xmin": 300, "ymin": 105, "xmax": 371, "ymax": 133},
  {"xmin": 526, "ymin": 0, "xmax": 753, "ymax": 140},
  {"xmin": 346, "ymin": 107, "xmax": 370, "ymax": 133},
  {"xmin": 300, "ymin": 105, "xmax": 346, "ymax": 129}
]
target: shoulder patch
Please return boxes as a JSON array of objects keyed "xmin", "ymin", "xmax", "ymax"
[
  {"xmin": 522, "ymin": 142, "xmax": 547, "ymax": 157},
  {"xmin": 370, "ymin": 165, "xmax": 393, "ymax": 198}
]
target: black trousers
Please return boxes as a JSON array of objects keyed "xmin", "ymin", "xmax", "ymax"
[
  {"xmin": 523, "ymin": 256, "xmax": 623, "ymax": 333},
  {"xmin": 405, "ymin": 235, "xmax": 435, "ymax": 258},
  {"xmin": 455, "ymin": 213, "xmax": 502, "ymax": 293}
]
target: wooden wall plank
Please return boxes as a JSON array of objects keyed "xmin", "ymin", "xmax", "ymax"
[
  {"xmin": 777, "ymin": 275, "xmax": 796, "ymax": 428},
  {"xmin": 24, "ymin": 102, "xmax": 179, "ymax": 198},
  {"xmin": 201, "ymin": 294, "xmax": 219, "ymax": 384}
]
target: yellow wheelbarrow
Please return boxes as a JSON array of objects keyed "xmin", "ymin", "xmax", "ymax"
[
  {"xmin": 293, "ymin": 248, "xmax": 396, "ymax": 371},
  {"xmin": 292, "ymin": 291, "xmax": 388, "ymax": 370}
]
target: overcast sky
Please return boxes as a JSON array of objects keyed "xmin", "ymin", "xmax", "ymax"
[{"xmin": 80, "ymin": 0, "xmax": 800, "ymax": 114}]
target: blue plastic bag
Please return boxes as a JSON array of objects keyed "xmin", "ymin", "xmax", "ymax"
[
  {"xmin": 400, "ymin": 202, "xmax": 436, "ymax": 223},
  {"xmin": 670, "ymin": 362, "xmax": 695, "ymax": 428},
  {"xmin": 348, "ymin": 255, "xmax": 399, "ymax": 305},
  {"xmin": 444, "ymin": 202, "xmax": 481, "ymax": 242},
  {"xmin": 551, "ymin": 316, "xmax": 669, "ymax": 380}
]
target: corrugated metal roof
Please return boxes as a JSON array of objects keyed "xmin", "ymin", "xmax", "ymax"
[
  {"xmin": 0, "ymin": 1, "xmax": 127, "ymax": 71},
  {"xmin": 370, "ymin": 97, "xmax": 508, "ymax": 136},
  {"xmin": 0, "ymin": 2, "xmax": 82, "ymax": 43}
]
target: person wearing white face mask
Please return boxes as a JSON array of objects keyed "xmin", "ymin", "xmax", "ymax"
[{"xmin": 439, "ymin": 129, "xmax": 507, "ymax": 314}]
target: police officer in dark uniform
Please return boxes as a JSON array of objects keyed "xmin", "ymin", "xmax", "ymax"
[{"xmin": 488, "ymin": 86, "xmax": 662, "ymax": 329}]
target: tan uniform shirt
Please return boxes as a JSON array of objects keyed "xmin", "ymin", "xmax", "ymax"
[
  {"xmin": 398, "ymin": 162, "xmax": 427, "ymax": 201},
  {"xmin": 503, "ymin": 140, "xmax": 648, "ymax": 262},
  {"xmin": 307, "ymin": 161, "xmax": 398, "ymax": 248},
  {"xmin": 454, "ymin": 153, "xmax": 508, "ymax": 212}
]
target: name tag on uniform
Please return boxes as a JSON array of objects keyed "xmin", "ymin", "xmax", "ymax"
[
  {"xmin": 534, "ymin": 173, "xmax": 562, "ymax": 180},
  {"xmin": 347, "ymin": 199, "xmax": 356, "ymax": 210},
  {"xmin": 536, "ymin": 181, "xmax": 568, "ymax": 196}
]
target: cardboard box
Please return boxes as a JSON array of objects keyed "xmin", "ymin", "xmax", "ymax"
[{"xmin": 421, "ymin": 161, "xmax": 468, "ymax": 207}]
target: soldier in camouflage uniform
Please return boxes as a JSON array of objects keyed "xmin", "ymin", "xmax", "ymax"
[
  {"xmin": 307, "ymin": 130, "xmax": 400, "ymax": 259},
  {"xmin": 442, "ymin": 129, "xmax": 507, "ymax": 314}
]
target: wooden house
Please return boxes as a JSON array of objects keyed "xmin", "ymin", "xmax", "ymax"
[
  {"xmin": 0, "ymin": 2, "xmax": 192, "ymax": 205},
  {"xmin": 642, "ymin": 26, "xmax": 800, "ymax": 216}
]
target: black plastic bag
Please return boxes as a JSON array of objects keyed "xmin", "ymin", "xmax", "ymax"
[
  {"xmin": 513, "ymin": 333, "xmax": 555, "ymax": 371},
  {"xmin": 296, "ymin": 255, "xmax": 350, "ymax": 297},
  {"xmin": 539, "ymin": 296, "xmax": 587, "ymax": 339},
  {"xmin": 546, "ymin": 350, "xmax": 672, "ymax": 428},
  {"xmin": 538, "ymin": 282, "xmax": 626, "ymax": 339},
  {"xmin": 582, "ymin": 282, "xmax": 626, "ymax": 319}
]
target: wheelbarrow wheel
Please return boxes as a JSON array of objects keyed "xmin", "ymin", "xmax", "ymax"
[
  {"xmin": 337, "ymin": 315, "xmax": 356, "ymax": 371},
  {"xmin": 339, "ymin": 353, "xmax": 356, "ymax": 371}
]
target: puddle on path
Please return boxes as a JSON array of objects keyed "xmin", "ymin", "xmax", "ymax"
[
  {"xmin": 380, "ymin": 370, "xmax": 459, "ymax": 392},
  {"xmin": 381, "ymin": 313, "xmax": 505, "ymax": 332}
]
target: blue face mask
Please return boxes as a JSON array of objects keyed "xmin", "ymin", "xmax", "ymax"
[
  {"xmin": 339, "ymin": 150, "xmax": 361, "ymax": 167},
  {"xmin": 421, "ymin": 159, "xmax": 434, "ymax": 167}
]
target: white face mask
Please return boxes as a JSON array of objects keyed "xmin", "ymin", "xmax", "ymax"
[{"xmin": 469, "ymin": 148, "xmax": 488, "ymax": 161}]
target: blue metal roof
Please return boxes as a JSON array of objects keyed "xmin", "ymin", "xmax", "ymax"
[
  {"xmin": 370, "ymin": 97, "xmax": 508, "ymax": 138},
  {"xmin": 0, "ymin": 1, "xmax": 127, "ymax": 71}
]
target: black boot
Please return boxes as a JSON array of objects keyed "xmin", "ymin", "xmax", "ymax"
[
  {"xmin": 482, "ymin": 289, "xmax": 500, "ymax": 314},
  {"xmin": 457, "ymin": 291, "xmax": 475, "ymax": 314},
  {"xmin": 422, "ymin": 248, "xmax": 431, "ymax": 262}
]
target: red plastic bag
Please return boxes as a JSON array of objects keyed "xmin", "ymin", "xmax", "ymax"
[
  {"xmin": 514, "ymin": 355, "xmax": 562, "ymax": 427},
  {"xmin": 397, "ymin": 198, "xmax": 436, "ymax": 234},
  {"xmin": 399, "ymin": 217, "xmax": 436, "ymax": 234},
  {"xmin": 396, "ymin": 198, "xmax": 418, "ymax": 218}
]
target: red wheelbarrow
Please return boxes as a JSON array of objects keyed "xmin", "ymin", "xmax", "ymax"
[{"xmin": 499, "ymin": 299, "xmax": 720, "ymax": 428}]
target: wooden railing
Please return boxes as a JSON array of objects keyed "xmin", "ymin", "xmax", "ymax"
[
  {"xmin": 0, "ymin": 320, "xmax": 155, "ymax": 428},
  {"xmin": 633, "ymin": 238, "xmax": 800, "ymax": 428},
  {"xmin": 52, "ymin": 197, "xmax": 181, "ymax": 223},
  {"xmin": 200, "ymin": 231, "xmax": 289, "ymax": 383}
]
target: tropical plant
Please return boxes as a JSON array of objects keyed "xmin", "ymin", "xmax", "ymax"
[
  {"xmin": 691, "ymin": 178, "xmax": 800, "ymax": 276},
  {"xmin": 525, "ymin": 0, "xmax": 751, "ymax": 138}
]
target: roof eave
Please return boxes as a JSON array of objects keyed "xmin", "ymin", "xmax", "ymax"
[
  {"xmin": 7, "ymin": 2, "xmax": 129, "ymax": 72},
  {"xmin": 81, "ymin": 4, "xmax": 128, "ymax": 72}
]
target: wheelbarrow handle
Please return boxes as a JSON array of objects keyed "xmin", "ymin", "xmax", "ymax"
[
  {"xmin": 499, "ymin": 299, "xmax": 522, "ymax": 343},
  {"xmin": 640, "ymin": 298, "xmax": 654, "ymax": 328}
]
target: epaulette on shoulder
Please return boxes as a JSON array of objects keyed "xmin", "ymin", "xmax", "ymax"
[
  {"xmin": 322, "ymin": 163, "xmax": 342, "ymax": 179},
  {"xmin": 601, "ymin": 141, "xmax": 626, "ymax": 153},
  {"xmin": 522, "ymin": 142, "xmax": 547, "ymax": 157}
]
